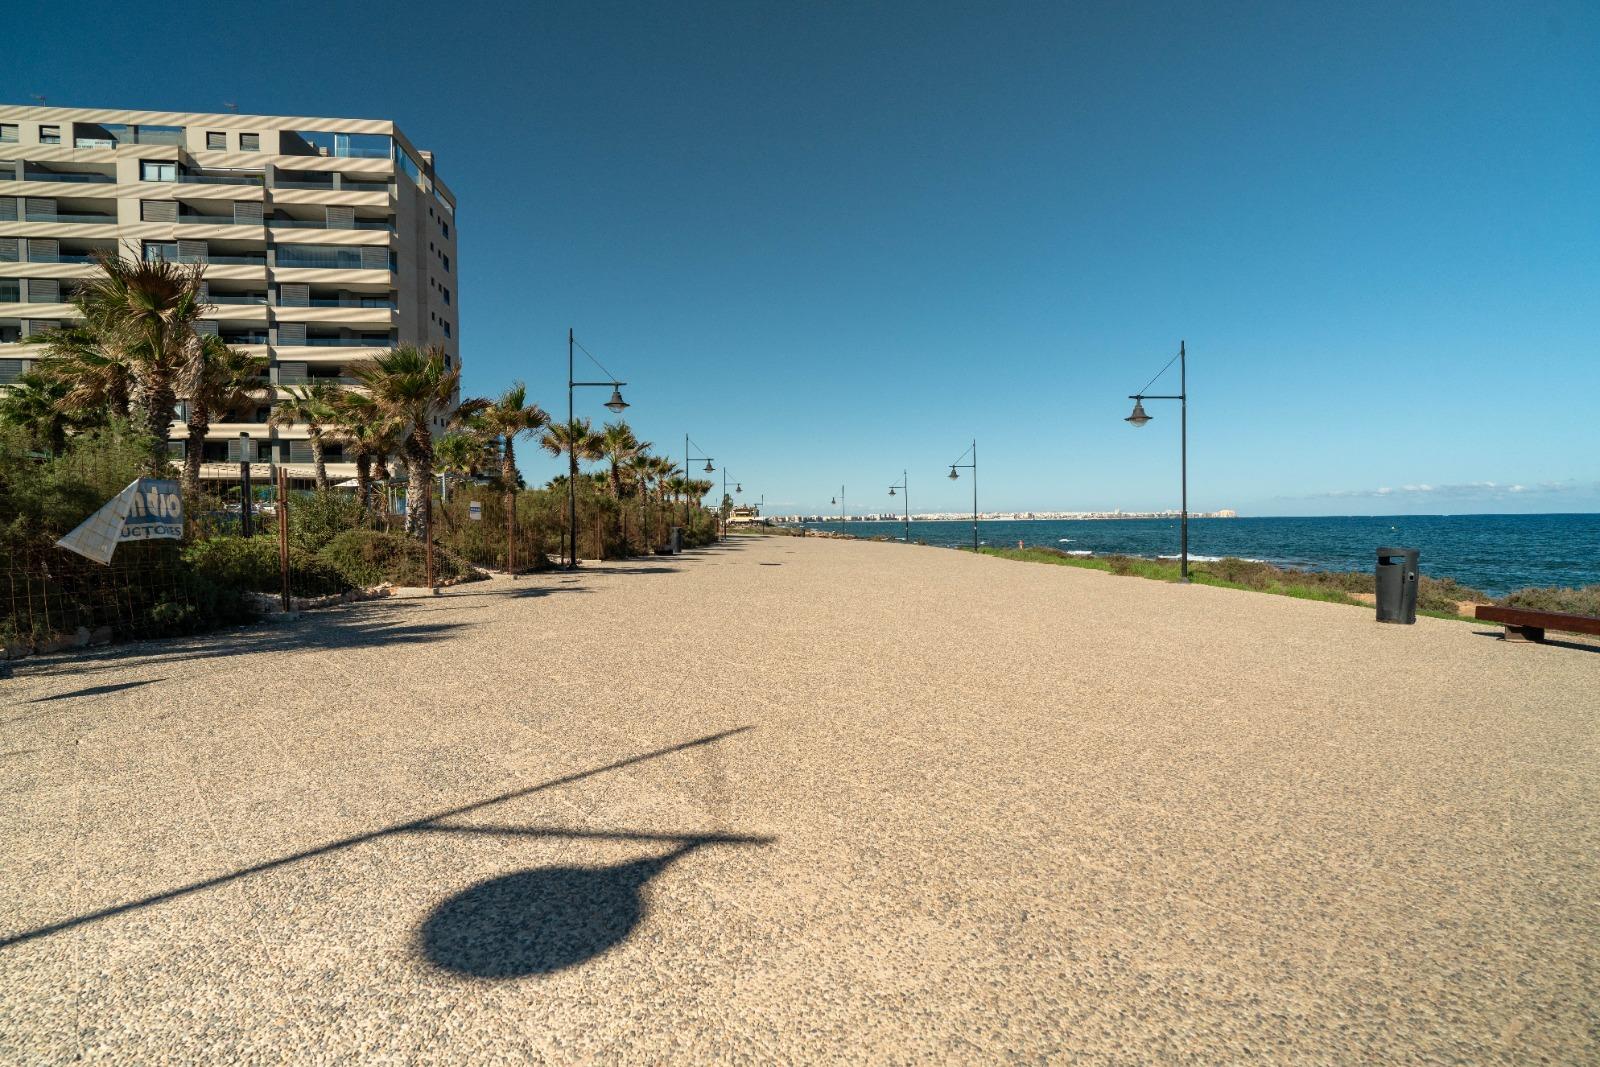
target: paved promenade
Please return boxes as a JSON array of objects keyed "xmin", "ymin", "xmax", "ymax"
[{"xmin": 3, "ymin": 535, "xmax": 1595, "ymax": 1063}]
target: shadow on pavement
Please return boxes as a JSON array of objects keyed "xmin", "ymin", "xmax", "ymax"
[
  {"xmin": 26, "ymin": 678, "xmax": 164, "ymax": 703},
  {"xmin": 1470, "ymin": 629, "xmax": 1600, "ymax": 654},
  {"xmin": 14, "ymin": 600, "xmax": 471, "ymax": 681},
  {"xmin": 0, "ymin": 727, "xmax": 769, "ymax": 970},
  {"xmin": 417, "ymin": 835, "xmax": 765, "ymax": 977}
]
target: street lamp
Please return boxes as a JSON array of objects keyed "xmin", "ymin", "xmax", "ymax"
[
  {"xmin": 1124, "ymin": 340, "xmax": 1189, "ymax": 582},
  {"xmin": 567, "ymin": 328, "xmax": 630, "ymax": 569},
  {"xmin": 888, "ymin": 470, "xmax": 909, "ymax": 543},
  {"xmin": 685, "ymin": 434, "xmax": 714, "ymax": 530},
  {"xmin": 830, "ymin": 486, "xmax": 845, "ymax": 524},
  {"xmin": 947, "ymin": 438, "xmax": 977, "ymax": 552}
]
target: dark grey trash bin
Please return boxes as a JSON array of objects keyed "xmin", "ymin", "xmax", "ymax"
[
  {"xmin": 669, "ymin": 526, "xmax": 683, "ymax": 555},
  {"xmin": 1375, "ymin": 546, "xmax": 1420, "ymax": 624}
]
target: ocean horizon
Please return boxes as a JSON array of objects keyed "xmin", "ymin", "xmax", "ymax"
[{"xmin": 785, "ymin": 513, "xmax": 1600, "ymax": 596}]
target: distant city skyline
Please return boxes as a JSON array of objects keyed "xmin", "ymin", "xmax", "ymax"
[{"xmin": 8, "ymin": 1, "xmax": 1597, "ymax": 516}]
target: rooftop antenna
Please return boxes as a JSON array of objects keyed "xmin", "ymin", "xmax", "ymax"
[
  {"xmin": 223, "ymin": 101, "xmax": 239, "ymax": 113},
  {"xmin": 30, "ymin": 94, "xmax": 46, "ymax": 105}
]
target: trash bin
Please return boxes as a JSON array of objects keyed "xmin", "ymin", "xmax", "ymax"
[
  {"xmin": 1375, "ymin": 546, "xmax": 1419, "ymax": 624},
  {"xmin": 669, "ymin": 526, "xmax": 683, "ymax": 555}
]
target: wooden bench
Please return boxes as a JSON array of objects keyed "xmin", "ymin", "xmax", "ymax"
[{"xmin": 1475, "ymin": 604, "xmax": 1600, "ymax": 643}]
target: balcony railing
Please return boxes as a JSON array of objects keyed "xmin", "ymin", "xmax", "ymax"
[
  {"xmin": 0, "ymin": 285, "xmax": 20, "ymax": 302},
  {"xmin": 279, "ymin": 375, "xmax": 364, "ymax": 387},
  {"xmin": 268, "ymin": 218, "xmax": 395, "ymax": 231},
  {"xmin": 204, "ymin": 255, "xmax": 268, "ymax": 266},
  {"xmin": 273, "ymin": 179, "xmax": 392, "ymax": 192},
  {"xmin": 275, "ymin": 253, "xmax": 391, "ymax": 270},
  {"xmin": 27, "ymin": 252, "xmax": 100, "ymax": 264},
  {"xmin": 206, "ymin": 294, "xmax": 269, "ymax": 305},
  {"xmin": 24, "ymin": 170, "xmax": 115, "ymax": 184},
  {"xmin": 178, "ymin": 215, "xmax": 260, "ymax": 226},
  {"xmin": 220, "ymin": 334, "xmax": 269, "ymax": 345},
  {"xmin": 299, "ymin": 337, "xmax": 393, "ymax": 348},
  {"xmin": 306, "ymin": 298, "xmax": 396, "ymax": 309},
  {"xmin": 74, "ymin": 138, "xmax": 116, "ymax": 149},
  {"xmin": 177, "ymin": 174, "xmax": 265, "ymax": 186},
  {"xmin": 24, "ymin": 213, "xmax": 118, "ymax": 225}
]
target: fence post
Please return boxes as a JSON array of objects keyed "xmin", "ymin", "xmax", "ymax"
[
  {"xmin": 507, "ymin": 489, "xmax": 516, "ymax": 579},
  {"xmin": 276, "ymin": 467, "xmax": 291, "ymax": 612},
  {"xmin": 424, "ymin": 482, "xmax": 436, "ymax": 591}
]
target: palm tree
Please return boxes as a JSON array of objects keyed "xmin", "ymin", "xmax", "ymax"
[
  {"xmin": 598, "ymin": 421, "xmax": 648, "ymax": 499},
  {"xmin": 268, "ymin": 382, "xmax": 338, "ymax": 492},
  {"xmin": 352, "ymin": 344, "xmax": 462, "ymax": 536},
  {"xmin": 27, "ymin": 324, "xmax": 132, "ymax": 424},
  {"xmin": 434, "ymin": 430, "xmax": 489, "ymax": 500},
  {"xmin": 75, "ymin": 251, "xmax": 207, "ymax": 474},
  {"xmin": 470, "ymin": 382, "xmax": 549, "ymax": 494},
  {"xmin": 180, "ymin": 336, "xmax": 267, "ymax": 501},
  {"xmin": 327, "ymin": 391, "xmax": 402, "ymax": 517},
  {"xmin": 0, "ymin": 370, "xmax": 73, "ymax": 456}
]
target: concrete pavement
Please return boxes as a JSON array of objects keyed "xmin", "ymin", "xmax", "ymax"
[{"xmin": 2, "ymin": 534, "xmax": 1595, "ymax": 1063}]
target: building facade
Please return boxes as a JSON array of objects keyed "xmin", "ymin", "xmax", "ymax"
[{"xmin": 0, "ymin": 104, "xmax": 458, "ymax": 481}]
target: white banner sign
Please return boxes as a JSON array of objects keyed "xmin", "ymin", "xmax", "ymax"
[{"xmin": 55, "ymin": 478, "xmax": 185, "ymax": 564}]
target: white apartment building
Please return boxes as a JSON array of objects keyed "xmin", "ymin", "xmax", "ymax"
[{"xmin": 0, "ymin": 104, "xmax": 458, "ymax": 482}]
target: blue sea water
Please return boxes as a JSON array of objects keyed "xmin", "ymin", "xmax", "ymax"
[{"xmin": 790, "ymin": 514, "xmax": 1600, "ymax": 596}]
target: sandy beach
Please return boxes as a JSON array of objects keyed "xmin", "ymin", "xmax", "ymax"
[{"xmin": 2, "ymin": 534, "xmax": 1595, "ymax": 1063}]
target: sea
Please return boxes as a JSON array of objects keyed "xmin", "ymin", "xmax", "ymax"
[{"xmin": 787, "ymin": 514, "xmax": 1600, "ymax": 596}]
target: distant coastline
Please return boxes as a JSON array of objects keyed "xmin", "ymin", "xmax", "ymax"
[{"xmin": 776, "ymin": 510, "xmax": 1238, "ymax": 523}]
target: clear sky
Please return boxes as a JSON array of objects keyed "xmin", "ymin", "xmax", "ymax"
[{"xmin": 9, "ymin": 1, "xmax": 1598, "ymax": 515}]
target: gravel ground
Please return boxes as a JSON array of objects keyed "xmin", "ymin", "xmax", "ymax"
[{"xmin": 2, "ymin": 534, "xmax": 1595, "ymax": 1064}]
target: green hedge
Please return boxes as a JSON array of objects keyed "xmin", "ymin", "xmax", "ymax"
[{"xmin": 183, "ymin": 535, "xmax": 351, "ymax": 598}]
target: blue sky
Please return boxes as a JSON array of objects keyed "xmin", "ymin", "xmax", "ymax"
[{"xmin": 9, "ymin": 0, "xmax": 1598, "ymax": 515}]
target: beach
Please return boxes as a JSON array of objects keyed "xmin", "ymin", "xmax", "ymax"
[{"xmin": 2, "ymin": 535, "xmax": 1595, "ymax": 1062}]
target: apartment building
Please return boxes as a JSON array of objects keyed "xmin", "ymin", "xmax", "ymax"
[{"xmin": 0, "ymin": 104, "xmax": 458, "ymax": 481}]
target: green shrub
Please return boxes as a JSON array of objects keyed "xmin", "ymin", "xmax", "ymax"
[
  {"xmin": 183, "ymin": 535, "xmax": 351, "ymax": 597},
  {"xmin": 1500, "ymin": 584, "xmax": 1600, "ymax": 618},
  {"xmin": 317, "ymin": 529, "xmax": 480, "ymax": 587},
  {"xmin": 286, "ymin": 490, "xmax": 371, "ymax": 552}
]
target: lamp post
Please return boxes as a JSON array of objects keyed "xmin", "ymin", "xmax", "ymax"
[
  {"xmin": 567, "ymin": 327, "xmax": 629, "ymax": 569},
  {"xmin": 1124, "ymin": 340, "xmax": 1189, "ymax": 582},
  {"xmin": 684, "ymin": 433, "xmax": 714, "ymax": 532},
  {"xmin": 947, "ymin": 438, "xmax": 977, "ymax": 552},
  {"xmin": 830, "ymin": 486, "xmax": 845, "ymax": 525},
  {"xmin": 238, "ymin": 431, "xmax": 253, "ymax": 537},
  {"xmin": 719, "ymin": 468, "xmax": 741, "ymax": 540},
  {"xmin": 888, "ymin": 471, "xmax": 909, "ymax": 543}
]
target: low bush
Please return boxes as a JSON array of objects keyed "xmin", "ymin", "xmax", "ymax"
[
  {"xmin": 184, "ymin": 535, "xmax": 352, "ymax": 598},
  {"xmin": 1500, "ymin": 584, "xmax": 1600, "ymax": 618},
  {"xmin": 317, "ymin": 529, "xmax": 480, "ymax": 588}
]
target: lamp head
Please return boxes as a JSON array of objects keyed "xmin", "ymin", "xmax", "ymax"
[
  {"xmin": 830, "ymin": 497, "xmax": 836, "ymax": 506},
  {"xmin": 948, "ymin": 466, "xmax": 959, "ymax": 480},
  {"xmin": 1125, "ymin": 398, "xmax": 1152, "ymax": 427},
  {"xmin": 604, "ymin": 386, "xmax": 628, "ymax": 413},
  {"xmin": 888, "ymin": 487, "xmax": 896, "ymax": 496},
  {"xmin": 703, "ymin": 459, "xmax": 714, "ymax": 473},
  {"xmin": 735, "ymin": 483, "xmax": 742, "ymax": 493}
]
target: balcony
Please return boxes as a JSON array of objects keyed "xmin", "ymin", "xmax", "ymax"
[
  {"xmin": 307, "ymin": 297, "xmax": 396, "ymax": 309},
  {"xmin": 220, "ymin": 333, "xmax": 269, "ymax": 345},
  {"xmin": 207, "ymin": 294, "xmax": 269, "ymax": 305},
  {"xmin": 204, "ymin": 254, "xmax": 269, "ymax": 266}
]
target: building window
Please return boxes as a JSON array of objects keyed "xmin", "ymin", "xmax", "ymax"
[
  {"xmin": 39, "ymin": 125, "xmax": 61, "ymax": 145},
  {"xmin": 206, "ymin": 131, "xmax": 226, "ymax": 150},
  {"xmin": 441, "ymin": 321, "xmax": 451, "ymax": 338},
  {"xmin": 441, "ymin": 222, "xmax": 449, "ymax": 239},
  {"xmin": 441, "ymin": 254, "xmax": 449, "ymax": 272},
  {"xmin": 143, "ymin": 241, "xmax": 177, "ymax": 263},
  {"xmin": 441, "ymin": 287, "xmax": 449, "ymax": 306},
  {"xmin": 240, "ymin": 132, "xmax": 260, "ymax": 151},
  {"xmin": 0, "ymin": 124, "xmax": 17, "ymax": 143},
  {"xmin": 141, "ymin": 160, "xmax": 177, "ymax": 182}
]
